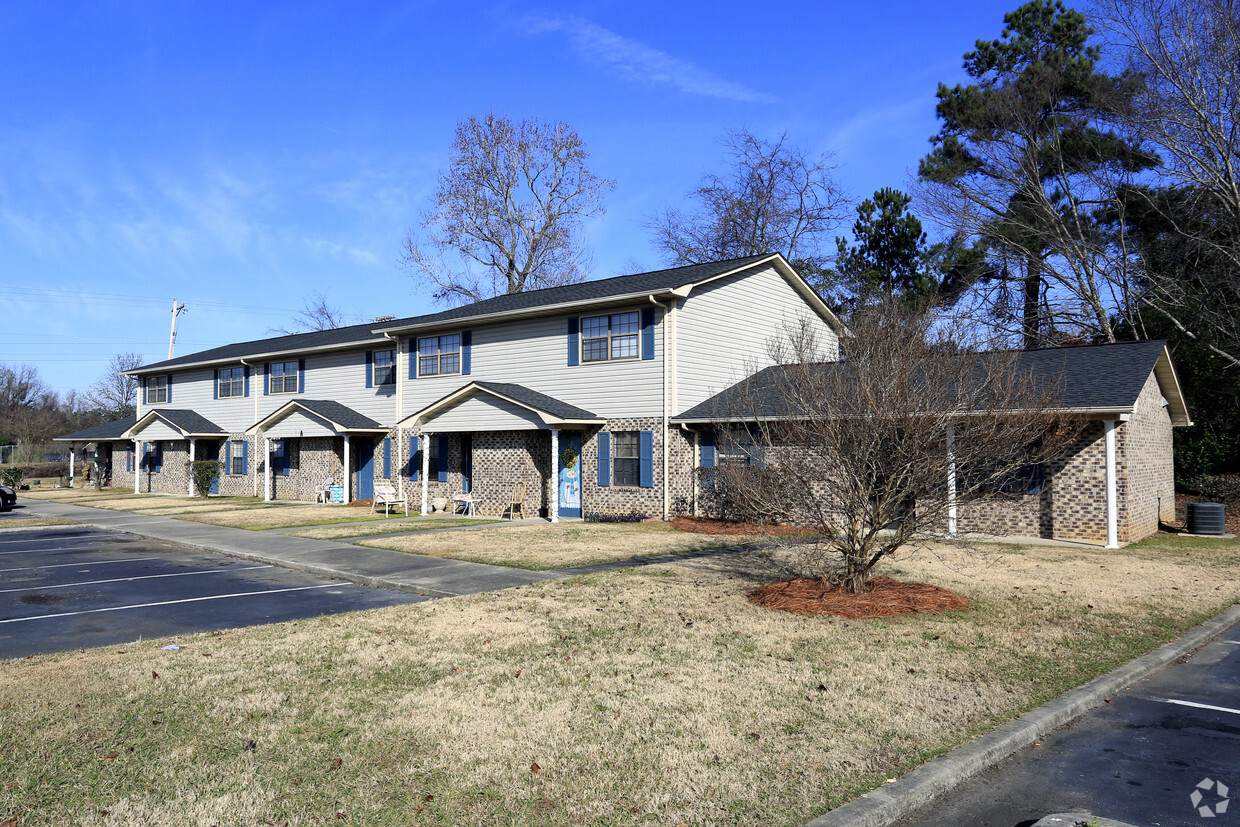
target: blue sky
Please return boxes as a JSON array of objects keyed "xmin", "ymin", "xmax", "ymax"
[{"xmin": 0, "ymin": 0, "xmax": 1024, "ymax": 397}]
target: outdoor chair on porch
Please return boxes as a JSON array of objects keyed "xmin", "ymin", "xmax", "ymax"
[
  {"xmin": 503, "ymin": 481, "xmax": 525, "ymax": 520},
  {"xmin": 370, "ymin": 484, "xmax": 408, "ymax": 516},
  {"xmin": 315, "ymin": 478, "xmax": 334, "ymax": 504}
]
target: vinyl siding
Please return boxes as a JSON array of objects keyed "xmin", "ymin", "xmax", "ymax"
[
  {"xmin": 264, "ymin": 409, "xmax": 339, "ymax": 439},
  {"xmin": 427, "ymin": 394, "xmax": 547, "ymax": 432},
  {"xmin": 675, "ymin": 264, "xmax": 839, "ymax": 414},
  {"xmin": 130, "ymin": 420, "xmax": 183, "ymax": 441},
  {"xmin": 404, "ymin": 310, "xmax": 665, "ymax": 419}
]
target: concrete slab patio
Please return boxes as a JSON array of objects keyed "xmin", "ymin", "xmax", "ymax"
[{"xmin": 14, "ymin": 499, "xmax": 560, "ymax": 598}]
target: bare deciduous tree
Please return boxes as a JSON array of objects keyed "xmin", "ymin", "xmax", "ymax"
[
  {"xmin": 403, "ymin": 114, "xmax": 614, "ymax": 306},
  {"xmin": 86, "ymin": 352, "xmax": 143, "ymax": 421},
  {"xmin": 701, "ymin": 303, "xmax": 1076, "ymax": 593},
  {"xmin": 269, "ymin": 290, "xmax": 352, "ymax": 335},
  {"xmin": 646, "ymin": 129, "xmax": 846, "ymax": 282}
]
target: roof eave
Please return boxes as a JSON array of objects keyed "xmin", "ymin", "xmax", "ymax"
[{"xmin": 128, "ymin": 337, "xmax": 385, "ymax": 376}]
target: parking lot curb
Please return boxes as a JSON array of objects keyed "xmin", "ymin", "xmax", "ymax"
[{"xmin": 803, "ymin": 602, "xmax": 1240, "ymax": 827}]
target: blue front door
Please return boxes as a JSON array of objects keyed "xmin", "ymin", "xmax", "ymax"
[
  {"xmin": 461, "ymin": 434, "xmax": 472, "ymax": 494},
  {"xmin": 354, "ymin": 438, "xmax": 374, "ymax": 501},
  {"xmin": 558, "ymin": 432, "xmax": 583, "ymax": 518}
]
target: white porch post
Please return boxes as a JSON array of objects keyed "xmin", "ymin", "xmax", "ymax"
[
  {"xmin": 133, "ymin": 438, "xmax": 140, "ymax": 494},
  {"xmin": 188, "ymin": 438, "xmax": 196, "ymax": 496},
  {"xmin": 263, "ymin": 436, "xmax": 272, "ymax": 503},
  {"xmin": 1105, "ymin": 419, "xmax": 1119, "ymax": 549},
  {"xmin": 68, "ymin": 445, "xmax": 75, "ymax": 488},
  {"xmin": 342, "ymin": 435, "xmax": 352, "ymax": 503},
  {"xmin": 421, "ymin": 432, "xmax": 430, "ymax": 515},
  {"xmin": 946, "ymin": 423, "xmax": 957, "ymax": 538},
  {"xmin": 550, "ymin": 428, "xmax": 560, "ymax": 523}
]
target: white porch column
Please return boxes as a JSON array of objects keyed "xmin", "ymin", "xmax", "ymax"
[
  {"xmin": 68, "ymin": 445, "xmax": 75, "ymax": 488},
  {"xmin": 263, "ymin": 436, "xmax": 272, "ymax": 503},
  {"xmin": 188, "ymin": 438, "xmax": 196, "ymax": 496},
  {"xmin": 1105, "ymin": 419, "xmax": 1119, "ymax": 549},
  {"xmin": 549, "ymin": 428, "xmax": 560, "ymax": 523},
  {"xmin": 133, "ymin": 438, "xmax": 140, "ymax": 494},
  {"xmin": 421, "ymin": 432, "xmax": 430, "ymax": 515},
  {"xmin": 342, "ymin": 435, "xmax": 352, "ymax": 503},
  {"xmin": 946, "ymin": 423, "xmax": 957, "ymax": 538}
]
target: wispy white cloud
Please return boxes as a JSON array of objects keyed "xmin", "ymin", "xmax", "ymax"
[
  {"xmin": 524, "ymin": 14, "xmax": 775, "ymax": 104},
  {"xmin": 826, "ymin": 96, "xmax": 934, "ymax": 155}
]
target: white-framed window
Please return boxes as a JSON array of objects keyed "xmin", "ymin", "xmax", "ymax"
[
  {"xmin": 612, "ymin": 431, "xmax": 640, "ymax": 486},
  {"xmin": 218, "ymin": 367, "xmax": 244, "ymax": 398},
  {"xmin": 374, "ymin": 349, "xmax": 396, "ymax": 385},
  {"xmin": 581, "ymin": 311, "xmax": 640, "ymax": 362},
  {"xmin": 145, "ymin": 376, "xmax": 167, "ymax": 404},
  {"xmin": 229, "ymin": 441, "xmax": 244, "ymax": 475},
  {"xmin": 418, "ymin": 334, "xmax": 461, "ymax": 376},
  {"xmin": 269, "ymin": 360, "xmax": 298, "ymax": 394}
]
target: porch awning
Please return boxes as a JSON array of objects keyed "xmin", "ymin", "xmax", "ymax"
[
  {"xmin": 122, "ymin": 410, "xmax": 226, "ymax": 440},
  {"xmin": 55, "ymin": 415, "xmax": 137, "ymax": 442},
  {"xmin": 398, "ymin": 381, "xmax": 604, "ymax": 432},
  {"xmin": 246, "ymin": 399, "xmax": 389, "ymax": 438}
]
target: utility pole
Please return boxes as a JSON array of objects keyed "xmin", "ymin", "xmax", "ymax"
[{"xmin": 169, "ymin": 300, "xmax": 188, "ymax": 359}]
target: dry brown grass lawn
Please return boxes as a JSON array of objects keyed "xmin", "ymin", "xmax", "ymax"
[
  {"xmin": 360, "ymin": 521, "xmax": 763, "ymax": 570},
  {"xmin": 0, "ymin": 516, "xmax": 82, "ymax": 529},
  {"xmin": 2, "ymin": 534, "xmax": 1238, "ymax": 826},
  {"xmin": 15, "ymin": 487, "xmax": 124, "ymax": 502},
  {"xmin": 289, "ymin": 518, "xmax": 496, "ymax": 539},
  {"xmin": 178, "ymin": 505, "xmax": 399, "ymax": 531}
]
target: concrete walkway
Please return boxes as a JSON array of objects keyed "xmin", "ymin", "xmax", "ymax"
[{"xmin": 16, "ymin": 499, "xmax": 560, "ymax": 598}]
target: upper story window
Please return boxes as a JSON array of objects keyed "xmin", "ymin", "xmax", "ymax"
[
  {"xmin": 418, "ymin": 334, "xmax": 460, "ymax": 376},
  {"xmin": 374, "ymin": 349, "xmax": 396, "ymax": 386},
  {"xmin": 218, "ymin": 367, "xmax": 245, "ymax": 398},
  {"xmin": 144, "ymin": 375, "xmax": 167, "ymax": 404},
  {"xmin": 269, "ymin": 360, "xmax": 298, "ymax": 394},
  {"xmin": 582, "ymin": 311, "xmax": 640, "ymax": 362}
]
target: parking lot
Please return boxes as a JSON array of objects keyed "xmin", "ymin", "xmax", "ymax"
[{"xmin": 0, "ymin": 526, "xmax": 428, "ymax": 659}]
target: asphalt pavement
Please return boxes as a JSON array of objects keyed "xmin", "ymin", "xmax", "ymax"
[
  {"xmin": 891, "ymin": 618, "xmax": 1240, "ymax": 827},
  {"xmin": 0, "ymin": 526, "xmax": 427, "ymax": 658}
]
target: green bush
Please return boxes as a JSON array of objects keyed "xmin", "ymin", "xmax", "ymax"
[
  {"xmin": 1, "ymin": 467, "xmax": 23, "ymax": 488},
  {"xmin": 188, "ymin": 460, "xmax": 222, "ymax": 498},
  {"xmin": 1181, "ymin": 474, "xmax": 1240, "ymax": 504}
]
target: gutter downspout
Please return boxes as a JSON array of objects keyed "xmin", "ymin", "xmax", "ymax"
[
  {"xmin": 1105, "ymin": 418, "xmax": 1119, "ymax": 548},
  {"xmin": 650, "ymin": 295, "xmax": 671, "ymax": 521},
  {"xmin": 384, "ymin": 331, "xmax": 403, "ymax": 500},
  {"xmin": 241, "ymin": 358, "xmax": 259, "ymax": 497}
]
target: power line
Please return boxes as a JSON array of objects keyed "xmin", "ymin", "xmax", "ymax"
[{"xmin": 0, "ymin": 286, "xmax": 299, "ymax": 315}]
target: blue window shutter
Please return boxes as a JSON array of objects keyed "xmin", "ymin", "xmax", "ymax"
[
  {"xmin": 597, "ymin": 432, "xmax": 610, "ymax": 487},
  {"xmin": 278, "ymin": 440, "xmax": 289, "ymax": 476},
  {"xmin": 126, "ymin": 450, "xmax": 133, "ymax": 473},
  {"xmin": 141, "ymin": 442, "xmax": 147, "ymax": 471},
  {"xmin": 639, "ymin": 431, "xmax": 654, "ymax": 488},
  {"xmin": 223, "ymin": 440, "xmax": 231, "ymax": 475},
  {"xmin": 437, "ymin": 434, "xmax": 448, "ymax": 482},
  {"xmin": 748, "ymin": 443, "xmax": 766, "ymax": 468},
  {"xmin": 166, "ymin": 375, "xmax": 172, "ymax": 403},
  {"xmin": 244, "ymin": 366, "xmax": 250, "ymax": 397},
  {"xmin": 241, "ymin": 440, "xmax": 249, "ymax": 475},
  {"xmin": 567, "ymin": 317, "xmax": 579, "ymax": 366},
  {"xmin": 383, "ymin": 437, "xmax": 391, "ymax": 479},
  {"xmin": 365, "ymin": 351, "xmax": 373, "ymax": 388},
  {"xmin": 141, "ymin": 377, "xmax": 147, "ymax": 402},
  {"xmin": 409, "ymin": 435, "xmax": 420, "ymax": 480},
  {"xmin": 407, "ymin": 339, "xmax": 416, "ymax": 380},
  {"xmin": 298, "ymin": 359, "xmax": 305, "ymax": 393},
  {"xmin": 213, "ymin": 369, "xmax": 219, "ymax": 400},
  {"xmin": 263, "ymin": 363, "xmax": 270, "ymax": 396},
  {"xmin": 700, "ymin": 430, "xmax": 716, "ymax": 468},
  {"xmin": 641, "ymin": 308, "xmax": 655, "ymax": 360},
  {"xmin": 462, "ymin": 330, "xmax": 472, "ymax": 375}
]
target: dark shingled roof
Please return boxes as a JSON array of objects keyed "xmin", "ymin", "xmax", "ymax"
[
  {"xmin": 674, "ymin": 340, "xmax": 1173, "ymax": 421},
  {"xmin": 135, "ymin": 255, "xmax": 775, "ymax": 373},
  {"xmin": 289, "ymin": 400, "xmax": 385, "ymax": 431},
  {"xmin": 472, "ymin": 382, "xmax": 602, "ymax": 421},
  {"xmin": 56, "ymin": 415, "xmax": 137, "ymax": 442},
  {"xmin": 141, "ymin": 409, "xmax": 226, "ymax": 435}
]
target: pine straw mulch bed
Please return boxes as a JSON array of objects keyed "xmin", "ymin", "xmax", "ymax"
[
  {"xmin": 1171, "ymin": 493, "xmax": 1240, "ymax": 535},
  {"xmin": 671, "ymin": 515, "xmax": 812, "ymax": 537},
  {"xmin": 749, "ymin": 575, "xmax": 969, "ymax": 619}
]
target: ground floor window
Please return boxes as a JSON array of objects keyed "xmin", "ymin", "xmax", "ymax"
[{"xmin": 612, "ymin": 431, "xmax": 640, "ymax": 486}]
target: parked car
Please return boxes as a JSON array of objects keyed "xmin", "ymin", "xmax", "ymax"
[{"xmin": 0, "ymin": 484, "xmax": 15, "ymax": 512}]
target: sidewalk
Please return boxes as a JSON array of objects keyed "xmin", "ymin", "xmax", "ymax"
[{"xmin": 18, "ymin": 499, "xmax": 560, "ymax": 598}]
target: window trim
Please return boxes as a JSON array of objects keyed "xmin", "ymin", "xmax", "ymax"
[
  {"xmin": 268, "ymin": 360, "xmax": 299, "ymax": 395},
  {"xmin": 416, "ymin": 332, "xmax": 462, "ymax": 378},
  {"xmin": 144, "ymin": 375, "xmax": 168, "ymax": 404},
  {"xmin": 373, "ymin": 348, "xmax": 397, "ymax": 386},
  {"xmin": 611, "ymin": 430, "xmax": 641, "ymax": 487},
  {"xmin": 580, "ymin": 310, "xmax": 641, "ymax": 364},
  {"xmin": 218, "ymin": 367, "xmax": 245, "ymax": 399}
]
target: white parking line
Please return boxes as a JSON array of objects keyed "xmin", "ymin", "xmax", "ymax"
[
  {"xmin": 0, "ymin": 532, "xmax": 99, "ymax": 545},
  {"xmin": 0, "ymin": 557, "xmax": 160, "ymax": 574},
  {"xmin": 0, "ymin": 584, "xmax": 338, "ymax": 624},
  {"xmin": 0, "ymin": 542, "xmax": 114, "ymax": 556},
  {"xmin": 0, "ymin": 565, "xmax": 274, "ymax": 593},
  {"xmin": 1151, "ymin": 697, "xmax": 1240, "ymax": 717}
]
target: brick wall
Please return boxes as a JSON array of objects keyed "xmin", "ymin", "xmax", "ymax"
[{"xmin": 1118, "ymin": 371, "xmax": 1175, "ymax": 540}]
